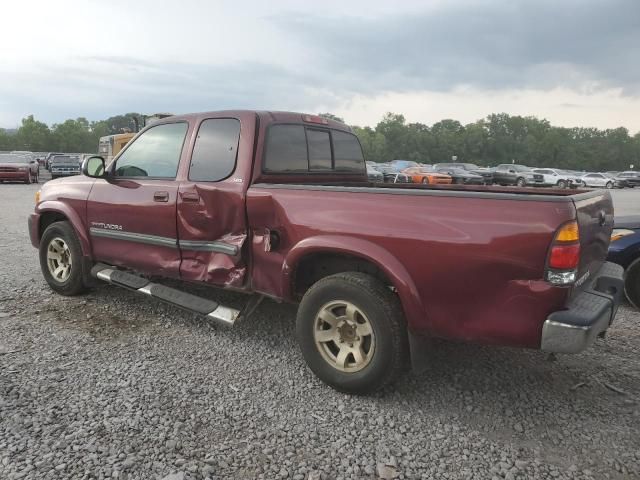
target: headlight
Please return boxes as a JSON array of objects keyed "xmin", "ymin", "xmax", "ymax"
[
  {"xmin": 611, "ymin": 229, "xmax": 636, "ymax": 242},
  {"xmin": 18, "ymin": 166, "xmax": 28, "ymax": 171}
]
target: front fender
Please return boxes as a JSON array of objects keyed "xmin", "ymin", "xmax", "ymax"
[
  {"xmin": 282, "ymin": 235, "xmax": 426, "ymax": 330},
  {"xmin": 36, "ymin": 200, "xmax": 92, "ymax": 257}
]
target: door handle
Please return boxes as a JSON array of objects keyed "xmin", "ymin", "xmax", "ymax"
[
  {"xmin": 181, "ymin": 192, "xmax": 200, "ymax": 203},
  {"xmin": 153, "ymin": 191, "xmax": 169, "ymax": 202}
]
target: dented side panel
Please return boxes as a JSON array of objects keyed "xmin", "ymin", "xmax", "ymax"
[
  {"xmin": 175, "ymin": 112, "xmax": 257, "ymax": 287},
  {"xmin": 177, "ymin": 182, "xmax": 248, "ymax": 286}
]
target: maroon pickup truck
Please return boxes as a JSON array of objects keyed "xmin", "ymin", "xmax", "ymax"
[{"xmin": 29, "ymin": 110, "xmax": 624, "ymax": 393}]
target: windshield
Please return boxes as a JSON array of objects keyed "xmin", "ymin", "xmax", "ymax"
[{"xmin": 0, "ymin": 155, "xmax": 29, "ymax": 164}]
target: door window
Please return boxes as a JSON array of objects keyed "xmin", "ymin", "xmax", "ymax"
[
  {"xmin": 188, "ymin": 119, "xmax": 241, "ymax": 181},
  {"xmin": 114, "ymin": 123, "xmax": 188, "ymax": 178}
]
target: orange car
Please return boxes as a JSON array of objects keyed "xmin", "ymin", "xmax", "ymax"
[{"xmin": 402, "ymin": 167, "xmax": 453, "ymax": 185}]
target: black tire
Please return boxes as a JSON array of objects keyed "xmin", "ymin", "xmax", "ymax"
[
  {"xmin": 421, "ymin": 177, "xmax": 429, "ymax": 184},
  {"xmin": 296, "ymin": 272, "xmax": 408, "ymax": 394},
  {"xmin": 39, "ymin": 221, "xmax": 88, "ymax": 296},
  {"xmin": 606, "ymin": 181, "xmax": 613, "ymax": 189},
  {"xmin": 516, "ymin": 177, "xmax": 526, "ymax": 187},
  {"xmin": 557, "ymin": 180, "xmax": 566, "ymax": 189},
  {"xmin": 625, "ymin": 258, "xmax": 640, "ymax": 310}
]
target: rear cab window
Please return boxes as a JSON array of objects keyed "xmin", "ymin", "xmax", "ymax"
[{"xmin": 263, "ymin": 124, "xmax": 365, "ymax": 175}]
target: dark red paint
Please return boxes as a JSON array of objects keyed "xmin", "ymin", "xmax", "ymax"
[{"xmin": 29, "ymin": 110, "xmax": 614, "ymax": 351}]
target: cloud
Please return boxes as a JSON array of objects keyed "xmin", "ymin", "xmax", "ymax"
[
  {"xmin": 274, "ymin": 0, "xmax": 640, "ymax": 94},
  {"xmin": 1, "ymin": 0, "xmax": 639, "ymax": 130}
]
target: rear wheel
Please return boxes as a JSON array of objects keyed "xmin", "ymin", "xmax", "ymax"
[
  {"xmin": 625, "ymin": 258, "xmax": 640, "ymax": 310},
  {"xmin": 421, "ymin": 177, "xmax": 429, "ymax": 184},
  {"xmin": 516, "ymin": 177, "xmax": 526, "ymax": 187},
  {"xmin": 296, "ymin": 272, "xmax": 408, "ymax": 394},
  {"xmin": 606, "ymin": 181, "xmax": 613, "ymax": 189},
  {"xmin": 39, "ymin": 221, "xmax": 88, "ymax": 296},
  {"xmin": 557, "ymin": 180, "xmax": 566, "ymax": 189}
]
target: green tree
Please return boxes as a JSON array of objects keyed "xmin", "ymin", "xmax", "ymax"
[{"xmin": 14, "ymin": 115, "xmax": 51, "ymax": 151}]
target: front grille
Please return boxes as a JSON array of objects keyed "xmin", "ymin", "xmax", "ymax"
[{"xmin": 533, "ymin": 174, "xmax": 543, "ymax": 181}]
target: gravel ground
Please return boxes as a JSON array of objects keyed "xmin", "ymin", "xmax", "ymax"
[{"xmin": 1, "ymin": 176, "xmax": 640, "ymax": 480}]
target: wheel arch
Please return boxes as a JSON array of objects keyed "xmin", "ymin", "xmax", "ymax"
[
  {"xmin": 283, "ymin": 235, "xmax": 425, "ymax": 329},
  {"xmin": 36, "ymin": 202, "xmax": 92, "ymax": 257}
]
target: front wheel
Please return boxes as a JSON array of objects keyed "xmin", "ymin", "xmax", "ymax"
[
  {"xmin": 296, "ymin": 272, "xmax": 408, "ymax": 394},
  {"xmin": 516, "ymin": 177, "xmax": 526, "ymax": 187},
  {"xmin": 625, "ymin": 258, "xmax": 640, "ymax": 310},
  {"xmin": 421, "ymin": 177, "xmax": 429, "ymax": 184},
  {"xmin": 606, "ymin": 181, "xmax": 613, "ymax": 189},
  {"xmin": 557, "ymin": 180, "xmax": 567, "ymax": 189},
  {"xmin": 39, "ymin": 221, "xmax": 88, "ymax": 296}
]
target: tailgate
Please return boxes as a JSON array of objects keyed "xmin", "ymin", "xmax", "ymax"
[{"xmin": 573, "ymin": 191, "xmax": 614, "ymax": 283}]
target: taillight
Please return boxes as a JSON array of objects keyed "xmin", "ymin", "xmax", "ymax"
[{"xmin": 546, "ymin": 220, "xmax": 580, "ymax": 285}]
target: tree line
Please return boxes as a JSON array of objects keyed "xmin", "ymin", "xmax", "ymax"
[
  {"xmin": 347, "ymin": 113, "xmax": 640, "ymax": 172},
  {"xmin": 0, "ymin": 114, "xmax": 143, "ymax": 154},
  {"xmin": 2, "ymin": 112, "xmax": 639, "ymax": 171}
]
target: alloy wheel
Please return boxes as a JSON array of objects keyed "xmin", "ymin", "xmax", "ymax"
[
  {"xmin": 46, "ymin": 237, "xmax": 73, "ymax": 283},
  {"xmin": 313, "ymin": 301, "xmax": 375, "ymax": 373}
]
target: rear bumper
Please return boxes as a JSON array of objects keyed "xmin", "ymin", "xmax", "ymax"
[{"xmin": 541, "ymin": 262, "xmax": 625, "ymax": 353}]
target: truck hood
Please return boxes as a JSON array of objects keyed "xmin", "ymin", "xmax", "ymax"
[{"xmin": 39, "ymin": 175, "xmax": 96, "ymax": 203}]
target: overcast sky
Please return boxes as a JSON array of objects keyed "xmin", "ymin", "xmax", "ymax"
[{"xmin": 1, "ymin": 0, "xmax": 639, "ymax": 132}]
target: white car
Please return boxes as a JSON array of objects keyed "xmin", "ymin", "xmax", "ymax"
[
  {"xmin": 532, "ymin": 168, "xmax": 576, "ymax": 188},
  {"xmin": 580, "ymin": 173, "xmax": 615, "ymax": 189}
]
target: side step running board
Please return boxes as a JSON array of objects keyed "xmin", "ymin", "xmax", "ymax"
[{"xmin": 91, "ymin": 264, "xmax": 240, "ymax": 326}]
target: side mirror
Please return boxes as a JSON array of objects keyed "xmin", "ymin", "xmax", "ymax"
[{"xmin": 82, "ymin": 156, "xmax": 106, "ymax": 178}]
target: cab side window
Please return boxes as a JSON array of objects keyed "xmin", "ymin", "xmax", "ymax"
[
  {"xmin": 115, "ymin": 123, "xmax": 188, "ymax": 178},
  {"xmin": 189, "ymin": 119, "xmax": 241, "ymax": 181}
]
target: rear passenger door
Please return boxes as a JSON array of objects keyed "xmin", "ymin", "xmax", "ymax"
[
  {"xmin": 87, "ymin": 122, "xmax": 189, "ymax": 277},
  {"xmin": 177, "ymin": 117, "xmax": 248, "ymax": 286}
]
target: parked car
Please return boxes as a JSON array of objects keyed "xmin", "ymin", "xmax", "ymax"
[
  {"xmin": 532, "ymin": 168, "xmax": 578, "ymax": 188},
  {"xmin": 492, "ymin": 164, "xmax": 545, "ymax": 187},
  {"xmin": 433, "ymin": 162, "xmax": 493, "ymax": 184},
  {"xmin": 44, "ymin": 152, "xmax": 64, "ymax": 171},
  {"xmin": 434, "ymin": 167, "xmax": 484, "ymax": 185},
  {"xmin": 580, "ymin": 172, "xmax": 616, "ymax": 189},
  {"xmin": 389, "ymin": 159, "xmax": 420, "ymax": 171},
  {"xmin": 366, "ymin": 165, "xmax": 384, "ymax": 182},
  {"xmin": 0, "ymin": 153, "xmax": 39, "ymax": 183},
  {"xmin": 402, "ymin": 166, "xmax": 452, "ymax": 185},
  {"xmin": 372, "ymin": 163, "xmax": 411, "ymax": 183},
  {"xmin": 613, "ymin": 171, "xmax": 640, "ymax": 188},
  {"xmin": 29, "ymin": 109, "xmax": 623, "ymax": 394},
  {"xmin": 49, "ymin": 155, "xmax": 81, "ymax": 179},
  {"xmin": 607, "ymin": 216, "xmax": 640, "ymax": 308}
]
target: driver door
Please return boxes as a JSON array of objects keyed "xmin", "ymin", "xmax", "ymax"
[{"xmin": 86, "ymin": 121, "xmax": 190, "ymax": 277}]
